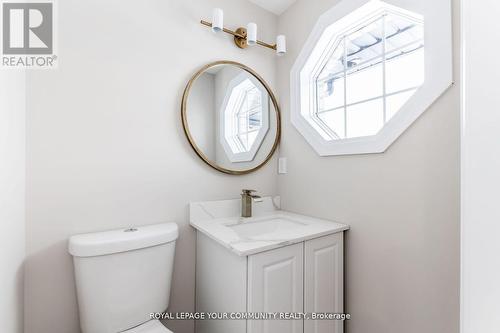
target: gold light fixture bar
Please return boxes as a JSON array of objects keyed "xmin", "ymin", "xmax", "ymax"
[{"xmin": 200, "ymin": 20, "xmax": 277, "ymax": 51}]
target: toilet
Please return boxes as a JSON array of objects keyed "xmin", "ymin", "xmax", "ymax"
[{"xmin": 68, "ymin": 223, "xmax": 178, "ymax": 333}]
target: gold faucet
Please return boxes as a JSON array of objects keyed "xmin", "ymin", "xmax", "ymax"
[{"xmin": 241, "ymin": 189, "xmax": 263, "ymax": 218}]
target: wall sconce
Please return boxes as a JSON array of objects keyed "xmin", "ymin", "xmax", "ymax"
[
  {"xmin": 211, "ymin": 8, "xmax": 223, "ymax": 33},
  {"xmin": 201, "ymin": 8, "xmax": 287, "ymax": 56}
]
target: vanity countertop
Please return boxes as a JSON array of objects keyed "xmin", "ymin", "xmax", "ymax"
[{"xmin": 189, "ymin": 197, "xmax": 349, "ymax": 256}]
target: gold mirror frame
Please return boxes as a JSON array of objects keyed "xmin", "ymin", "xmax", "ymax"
[{"xmin": 181, "ymin": 60, "xmax": 281, "ymax": 175}]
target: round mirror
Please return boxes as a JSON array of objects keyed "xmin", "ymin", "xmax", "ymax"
[{"xmin": 181, "ymin": 61, "xmax": 281, "ymax": 175}]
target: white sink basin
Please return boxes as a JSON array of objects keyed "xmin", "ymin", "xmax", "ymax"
[
  {"xmin": 227, "ymin": 217, "xmax": 308, "ymax": 238},
  {"xmin": 189, "ymin": 196, "xmax": 349, "ymax": 256}
]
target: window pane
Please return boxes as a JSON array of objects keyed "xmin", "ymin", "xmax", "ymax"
[
  {"xmin": 346, "ymin": 62, "xmax": 383, "ymax": 104},
  {"xmin": 238, "ymin": 115, "xmax": 248, "ymax": 134},
  {"xmin": 346, "ymin": 98, "xmax": 383, "ymax": 138},
  {"xmin": 246, "ymin": 88, "xmax": 261, "ymax": 110},
  {"xmin": 249, "ymin": 111, "xmax": 261, "ymax": 129},
  {"xmin": 344, "ymin": 18, "xmax": 383, "ymax": 104},
  {"xmin": 317, "ymin": 76, "xmax": 344, "ymax": 112},
  {"xmin": 317, "ymin": 40, "xmax": 345, "ymax": 81},
  {"xmin": 318, "ymin": 107, "xmax": 345, "ymax": 139},
  {"xmin": 386, "ymin": 89, "xmax": 417, "ymax": 121},
  {"xmin": 385, "ymin": 46, "xmax": 424, "ymax": 93},
  {"xmin": 345, "ymin": 17, "xmax": 383, "ymax": 69},
  {"xmin": 317, "ymin": 41, "xmax": 345, "ymax": 112},
  {"xmin": 385, "ymin": 14, "xmax": 423, "ymax": 54}
]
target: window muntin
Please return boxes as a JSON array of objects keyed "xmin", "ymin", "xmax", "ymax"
[{"xmin": 313, "ymin": 11, "xmax": 424, "ymax": 140}]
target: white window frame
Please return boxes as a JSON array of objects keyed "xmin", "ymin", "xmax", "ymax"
[
  {"xmin": 220, "ymin": 72, "xmax": 270, "ymax": 162},
  {"xmin": 290, "ymin": 0, "xmax": 453, "ymax": 156}
]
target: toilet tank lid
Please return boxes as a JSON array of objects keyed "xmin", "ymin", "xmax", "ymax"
[{"xmin": 68, "ymin": 223, "xmax": 178, "ymax": 257}]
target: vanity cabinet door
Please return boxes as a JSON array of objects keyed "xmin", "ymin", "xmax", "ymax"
[
  {"xmin": 247, "ymin": 243, "xmax": 304, "ymax": 333},
  {"xmin": 304, "ymin": 233, "xmax": 344, "ymax": 333}
]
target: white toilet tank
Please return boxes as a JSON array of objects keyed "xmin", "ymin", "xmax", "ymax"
[{"xmin": 68, "ymin": 223, "xmax": 178, "ymax": 333}]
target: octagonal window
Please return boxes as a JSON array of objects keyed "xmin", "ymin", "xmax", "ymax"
[
  {"xmin": 310, "ymin": 5, "xmax": 424, "ymax": 140},
  {"xmin": 316, "ymin": 12, "xmax": 423, "ymax": 140},
  {"xmin": 290, "ymin": 0, "xmax": 451, "ymax": 156},
  {"xmin": 220, "ymin": 72, "xmax": 269, "ymax": 162}
]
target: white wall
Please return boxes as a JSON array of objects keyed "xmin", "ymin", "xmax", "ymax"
[
  {"xmin": 277, "ymin": 1, "xmax": 460, "ymax": 332},
  {"xmin": 24, "ymin": 1, "xmax": 277, "ymax": 332},
  {"xmin": 461, "ymin": 0, "xmax": 500, "ymax": 332},
  {"xmin": 0, "ymin": 71, "xmax": 26, "ymax": 333}
]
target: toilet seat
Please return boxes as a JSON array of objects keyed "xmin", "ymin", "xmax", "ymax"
[{"xmin": 122, "ymin": 319, "xmax": 173, "ymax": 333}]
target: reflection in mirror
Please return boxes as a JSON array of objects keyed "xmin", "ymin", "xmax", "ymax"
[
  {"xmin": 183, "ymin": 62, "xmax": 280, "ymax": 174},
  {"xmin": 220, "ymin": 71, "xmax": 269, "ymax": 162}
]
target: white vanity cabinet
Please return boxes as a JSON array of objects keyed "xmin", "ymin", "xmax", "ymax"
[
  {"xmin": 304, "ymin": 232, "xmax": 344, "ymax": 333},
  {"xmin": 247, "ymin": 243, "xmax": 304, "ymax": 333},
  {"xmin": 195, "ymin": 232, "xmax": 345, "ymax": 333},
  {"xmin": 190, "ymin": 197, "xmax": 349, "ymax": 333}
]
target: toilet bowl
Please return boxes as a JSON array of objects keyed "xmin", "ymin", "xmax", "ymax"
[
  {"xmin": 123, "ymin": 319, "xmax": 172, "ymax": 333},
  {"xmin": 68, "ymin": 223, "xmax": 178, "ymax": 333}
]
